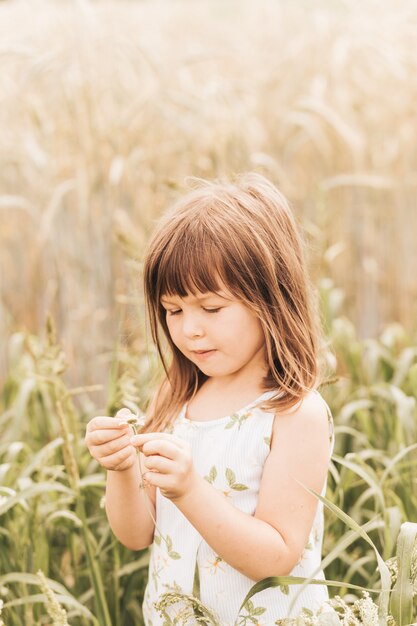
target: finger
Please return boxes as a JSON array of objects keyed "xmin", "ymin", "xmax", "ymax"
[
  {"xmin": 115, "ymin": 408, "xmax": 134, "ymax": 418},
  {"xmin": 99, "ymin": 446, "xmax": 136, "ymax": 471},
  {"xmin": 115, "ymin": 457, "xmax": 134, "ymax": 472},
  {"xmin": 94, "ymin": 433, "xmax": 132, "ymax": 454},
  {"xmin": 141, "ymin": 470, "xmax": 169, "ymax": 489},
  {"xmin": 87, "ymin": 429, "xmax": 131, "ymax": 447},
  {"xmin": 86, "ymin": 416, "xmax": 132, "ymax": 432},
  {"xmin": 142, "ymin": 454, "xmax": 175, "ymax": 474},
  {"xmin": 131, "ymin": 438, "xmax": 183, "ymax": 461},
  {"xmin": 130, "ymin": 432, "xmax": 186, "ymax": 449}
]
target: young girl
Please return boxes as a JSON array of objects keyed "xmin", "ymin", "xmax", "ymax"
[{"xmin": 85, "ymin": 172, "xmax": 335, "ymax": 625}]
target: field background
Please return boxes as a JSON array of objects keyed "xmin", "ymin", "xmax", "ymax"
[{"xmin": 1, "ymin": 1, "xmax": 417, "ymax": 625}]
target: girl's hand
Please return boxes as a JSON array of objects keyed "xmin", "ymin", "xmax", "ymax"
[
  {"xmin": 84, "ymin": 408, "xmax": 137, "ymax": 472},
  {"xmin": 129, "ymin": 432, "xmax": 196, "ymax": 500}
]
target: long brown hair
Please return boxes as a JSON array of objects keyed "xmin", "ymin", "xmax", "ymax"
[{"xmin": 142, "ymin": 172, "xmax": 325, "ymax": 433}]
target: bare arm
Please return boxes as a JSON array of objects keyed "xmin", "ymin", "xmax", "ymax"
[{"xmin": 105, "ymin": 451, "xmax": 156, "ymax": 551}]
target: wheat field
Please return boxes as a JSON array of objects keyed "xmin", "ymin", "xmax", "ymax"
[
  {"xmin": 1, "ymin": 0, "xmax": 417, "ymax": 395},
  {"xmin": 1, "ymin": 1, "xmax": 417, "ymax": 625}
]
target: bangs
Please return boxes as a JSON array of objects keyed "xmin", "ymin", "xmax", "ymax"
[{"xmin": 150, "ymin": 226, "xmax": 232, "ymax": 303}]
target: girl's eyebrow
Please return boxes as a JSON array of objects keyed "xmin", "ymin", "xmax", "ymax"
[{"xmin": 160, "ymin": 293, "xmax": 229, "ymax": 305}]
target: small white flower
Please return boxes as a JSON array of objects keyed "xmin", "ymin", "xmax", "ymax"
[
  {"xmin": 356, "ymin": 592, "xmax": 379, "ymax": 626},
  {"xmin": 126, "ymin": 413, "xmax": 146, "ymax": 428}
]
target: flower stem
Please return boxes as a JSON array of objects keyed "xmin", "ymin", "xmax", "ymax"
[{"xmin": 130, "ymin": 422, "xmax": 171, "ymax": 551}]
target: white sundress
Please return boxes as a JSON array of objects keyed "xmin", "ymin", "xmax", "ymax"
[{"xmin": 142, "ymin": 389, "xmax": 335, "ymax": 626}]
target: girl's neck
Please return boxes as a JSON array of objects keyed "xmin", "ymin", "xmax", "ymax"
[{"xmin": 201, "ymin": 378, "xmax": 265, "ymax": 397}]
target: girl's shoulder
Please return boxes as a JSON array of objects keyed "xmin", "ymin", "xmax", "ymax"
[{"xmin": 271, "ymin": 389, "xmax": 334, "ymax": 449}]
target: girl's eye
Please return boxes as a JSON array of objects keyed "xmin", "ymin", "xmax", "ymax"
[{"xmin": 167, "ymin": 308, "xmax": 221, "ymax": 316}]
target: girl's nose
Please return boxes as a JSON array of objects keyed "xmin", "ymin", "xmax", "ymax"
[{"xmin": 182, "ymin": 314, "xmax": 204, "ymax": 338}]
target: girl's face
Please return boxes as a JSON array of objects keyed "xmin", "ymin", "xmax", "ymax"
[{"xmin": 161, "ymin": 286, "xmax": 268, "ymax": 384}]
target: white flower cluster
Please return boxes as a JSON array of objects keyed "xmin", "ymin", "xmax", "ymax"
[
  {"xmin": 275, "ymin": 592, "xmax": 381, "ymax": 626},
  {"xmin": 275, "ymin": 536, "xmax": 417, "ymax": 626}
]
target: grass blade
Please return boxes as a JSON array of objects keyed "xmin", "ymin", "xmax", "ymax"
[
  {"xmin": 290, "ymin": 482, "xmax": 391, "ymax": 624},
  {"xmin": 389, "ymin": 522, "xmax": 417, "ymax": 626}
]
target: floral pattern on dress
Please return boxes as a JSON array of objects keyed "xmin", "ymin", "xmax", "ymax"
[
  {"xmin": 225, "ymin": 468, "xmax": 249, "ymax": 492},
  {"xmin": 202, "ymin": 553, "xmax": 226, "ymax": 576},
  {"xmin": 154, "ymin": 534, "xmax": 182, "ymax": 560},
  {"xmin": 225, "ymin": 411, "xmax": 252, "ymax": 430},
  {"xmin": 203, "ymin": 465, "xmax": 249, "ymax": 495},
  {"xmin": 237, "ymin": 598, "xmax": 267, "ymax": 626}
]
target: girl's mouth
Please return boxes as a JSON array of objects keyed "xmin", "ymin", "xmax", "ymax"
[{"xmin": 193, "ymin": 350, "xmax": 216, "ymax": 358}]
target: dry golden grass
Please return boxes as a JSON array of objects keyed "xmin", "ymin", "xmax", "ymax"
[{"xmin": 1, "ymin": 0, "xmax": 417, "ymax": 396}]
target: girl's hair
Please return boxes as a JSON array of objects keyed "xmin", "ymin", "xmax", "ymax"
[{"xmin": 142, "ymin": 172, "xmax": 325, "ymax": 433}]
